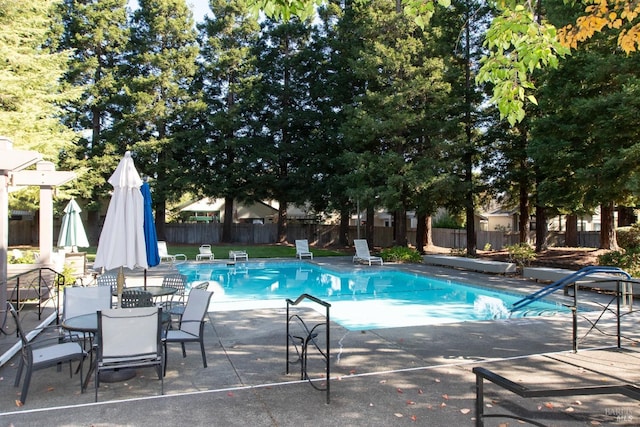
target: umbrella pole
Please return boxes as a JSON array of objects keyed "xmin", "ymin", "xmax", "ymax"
[
  {"xmin": 117, "ymin": 266, "xmax": 125, "ymax": 308},
  {"xmin": 144, "ymin": 269, "xmax": 147, "ymax": 290}
]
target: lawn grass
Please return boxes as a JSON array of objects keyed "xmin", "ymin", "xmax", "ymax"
[{"xmin": 12, "ymin": 243, "xmax": 347, "ymax": 262}]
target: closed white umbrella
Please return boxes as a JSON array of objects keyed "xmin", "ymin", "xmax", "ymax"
[
  {"xmin": 57, "ymin": 198, "xmax": 90, "ymax": 252},
  {"xmin": 94, "ymin": 151, "xmax": 148, "ymax": 306}
]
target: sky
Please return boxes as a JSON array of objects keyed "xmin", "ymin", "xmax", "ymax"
[
  {"xmin": 187, "ymin": 0, "xmax": 210, "ymax": 22},
  {"xmin": 129, "ymin": 1, "xmax": 211, "ymax": 23}
]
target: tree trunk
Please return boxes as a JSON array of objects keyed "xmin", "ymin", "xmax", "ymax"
[
  {"xmin": 415, "ymin": 213, "xmax": 432, "ymax": 253},
  {"xmin": 416, "ymin": 213, "xmax": 426, "ymax": 253},
  {"xmin": 366, "ymin": 206, "xmax": 374, "ymax": 247},
  {"xmin": 155, "ymin": 199, "xmax": 166, "ymax": 241},
  {"xmin": 565, "ymin": 214, "xmax": 578, "ymax": 247},
  {"xmin": 535, "ymin": 204, "xmax": 547, "ymax": 252},
  {"xmin": 277, "ymin": 200, "xmax": 288, "ymax": 243},
  {"xmin": 600, "ymin": 202, "xmax": 618, "ymax": 250},
  {"xmin": 339, "ymin": 207, "xmax": 350, "ymax": 247},
  {"xmin": 518, "ymin": 182, "xmax": 530, "ymax": 243},
  {"xmin": 395, "ymin": 208, "xmax": 407, "ymax": 247},
  {"xmin": 222, "ymin": 197, "xmax": 234, "ymax": 243}
]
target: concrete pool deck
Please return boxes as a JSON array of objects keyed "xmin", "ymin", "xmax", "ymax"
[{"xmin": 0, "ymin": 257, "xmax": 639, "ymax": 426}]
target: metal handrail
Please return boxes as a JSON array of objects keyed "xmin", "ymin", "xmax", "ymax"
[
  {"xmin": 512, "ymin": 266, "xmax": 631, "ymax": 312},
  {"xmin": 286, "ymin": 293, "xmax": 331, "ymax": 404}
]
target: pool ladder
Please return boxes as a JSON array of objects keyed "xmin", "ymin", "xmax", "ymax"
[{"xmin": 286, "ymin": 293, "xmax": 331, "ymax": 404}]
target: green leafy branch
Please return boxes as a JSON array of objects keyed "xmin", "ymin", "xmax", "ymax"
[{"xmin": 476, "ymin": 5, "xmax": 570, "ymax": 125}]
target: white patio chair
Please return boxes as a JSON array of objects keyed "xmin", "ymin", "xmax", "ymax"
[
  {"xmin": 95, "ymin": 307, "xmax": 164, "ymax": 401},
  {"xmin": 63, "ymin": 286, "xmax": 112, "ymax": 344},
  {"xmin": 352, "ymin": 239, "xmax": 383, "ymax": 265},
  {"xmin": 157, "ymin": 241, "xmax": 187, "ymax": 263},
  {"xmin": 196, "ymin": 244, "xmax": 214, "ymax": 261},
  {"xmin": 9, "ymin": 303, "xmax": 86, "ymax": 405},
  {"xmin": 295, "ymin": 239, "xmax": 313, "ymax": 259},
  {"xmin": 228, "ymin": 250, "xmax": 248, "ymax": 261},
  {"xmin": 163, "ymin": 288, "xmax": 214, "ymax": 375}
]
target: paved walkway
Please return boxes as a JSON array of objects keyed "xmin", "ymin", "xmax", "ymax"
[{"xmin": 0, "ymin": 258, "xmax": 639, "ymax": 426}]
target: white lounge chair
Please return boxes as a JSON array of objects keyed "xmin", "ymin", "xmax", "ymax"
[
  {"xmin": 353, "ymin": 239, "xmax": 383, "ymax": 265},
  {"xmin": 157, "ymin": 241, "xmax": 187, "ymax": 263},
  {"xmin": 228, "ymin": 250, "xmax": 248, "ymax": 261},
  {"xmin": 196, "ymin": 244, "xmax": 214, "ymax": 261},
  {"xmin": 295, "ymin": 239, "xmax": 313, "ymax": 259}
]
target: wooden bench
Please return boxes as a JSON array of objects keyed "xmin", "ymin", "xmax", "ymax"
[{"xmin": 423, "ymin": 255, "xmax": 517, "ymax": 274}]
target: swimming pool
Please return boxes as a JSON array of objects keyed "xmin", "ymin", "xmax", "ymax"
[{"xmin": 176, "ymin": 261, "xmax": 568, "ymax": 331}]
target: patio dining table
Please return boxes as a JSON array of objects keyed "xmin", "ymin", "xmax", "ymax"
[{"xmin": 113, "ymin": 286, "xmax": 178, "ymax": 305}]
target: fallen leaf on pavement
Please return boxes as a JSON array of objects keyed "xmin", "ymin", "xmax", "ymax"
[
  {"xmin": 15, "ymin": 400, "xmax": 23, "ymax": 407},
  {"xmin": 406, "ymin": 400, "xmax": 416, "ymax": 405},
  {"xmin": 394, "ymin": 413, "xmax": 403, "ymax": 418},
  {"xmin": 418, "ymin": 389, "xmax": 424, "ymax": 394},
  {"xmin": 397, "ymin": 388, "xmax": 403, "ymax": 394},
  {"xmin": 460, "ymin": 408, "xmax": 471, "ymax": 414},
  {"xmin": 442, "ymin": 394, "xmax": 449, "ymax": 400},
  {"xmin": 410, "ymin": 415, "xmax": 417, "ymax": 421}
]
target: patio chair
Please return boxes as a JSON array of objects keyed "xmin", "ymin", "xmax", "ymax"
[
  {"xmin": 97, "ymin": 272, "xmax": 118, "ymax": 295},
  {"xmin": 9, "ymin": 303, "xmax": 86, "ymax": 405},
  {"xmin": 95, "ymin": 307, "xmax": 164, "ymax": 401},
  {"xmin": 295, "ymin": 239, "xmax": 313, "ymax": 260},
  {"xmin": 168, "ymin": 282, "xmax": 210, "ymax": 320},
  {"xmin": 62, "ymin": 286, "xmax": 112, "ymax": 345},
  {"xmin": 160, "ymin": 273, "xmax": 188, "ymax": 314},
  {"xmin": 352, "ymin": 239, "xmax": 383, "ymax": 265},
  {"xmin": 163, "ymin": 288, "xmax": 214, "ymax": 375},
  {"xmin": 120, "ymin": 289, "xmax": 154, "ymax": 308},
  {"xmin": 228, "ymin": 250, "xmax": 248, "ymax": 261},
  {"xmin": 157, "ymin": 241, "xmax": 187, "ymax": 264},
  {"xmin": 196, "ymin": 244, "xmax": 214, "ymax": 261}
]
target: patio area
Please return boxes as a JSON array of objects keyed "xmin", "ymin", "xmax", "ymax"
[{"xmin": 0, "ymin": 258, "xmax": 639, "ymax": 426}]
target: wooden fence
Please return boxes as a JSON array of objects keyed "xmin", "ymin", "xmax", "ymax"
[{"xmin": 9, "ymin": 218, "xmax": 602, "ymax": 250}]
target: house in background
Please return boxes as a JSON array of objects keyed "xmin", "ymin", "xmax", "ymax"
[{"xmin": 178, "ymin": 198, "xmax": 321, "ymax": 224}]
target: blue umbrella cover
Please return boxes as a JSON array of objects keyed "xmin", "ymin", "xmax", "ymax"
[{"xmin": 141, "ymin": 182, "xmax": 160, "ymax": 268}]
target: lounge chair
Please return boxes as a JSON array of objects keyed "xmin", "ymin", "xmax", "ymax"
[
  {"xmin": 228, "ymin": 250, "xmax": 248, "ymax": 261},
  {"xmin": 295, "ymin": 239, "xmax": 313, "ymax": 260},
  {"xmin": 157, "ymin": 241, "xmax": 187, "ymax": 263},
  {"xmin": 352, "ymin": 239, "xmax": 383, "ymax": 265},
  {"xmin": 196, "ymin": 244, "xmax": 214, "ymax": 261}
]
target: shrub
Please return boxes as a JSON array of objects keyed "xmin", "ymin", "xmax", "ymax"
[
  {"xmin": 432, "ymin": 212, "xmax": 464, "ymax": 229},
  {"xmin": 380, "ymin": 246, "xmax": 422, "ymax": 263},
  {"xmin": 598, "ymin": 248, "xmax": 640, "ymax": 277},
  {"xmin": 8, "ymin": 250, "xmax": 36, "ymax": 264},
  {"xmin": 450, "ymin": 247, "xmax": 467, "ymax": 257},
  {"xmin": 616, "ymin": 224, "xmax": 640, "ymax": 250},
  {"xmin": 506, "ymin": 243, "xmax": 536, "ymax": 268}
]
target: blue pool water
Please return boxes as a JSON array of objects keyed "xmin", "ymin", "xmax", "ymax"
[{"xmin": 176, "ymin": 261, "xmax": 568, "ymax": 331}]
